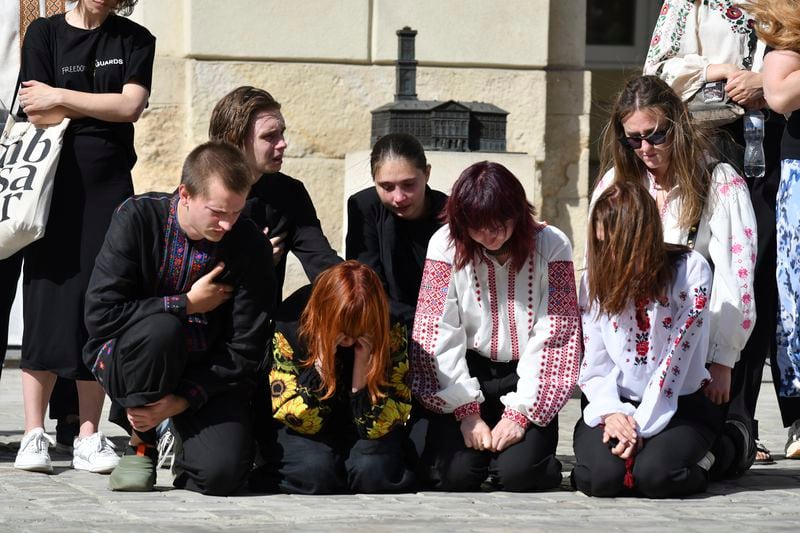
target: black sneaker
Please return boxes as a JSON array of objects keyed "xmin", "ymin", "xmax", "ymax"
[{"xmin": 786, "ymin": 419, "xmax": 800, "ymax": 459}]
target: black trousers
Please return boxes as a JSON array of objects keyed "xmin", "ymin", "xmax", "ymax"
[
  {"xmin": 422, "ymin": 352, "xmax": 562, "ymax": 492},
  {"xmin": 729, "ymin": 112, "xmax": 800, "ymax": 430},
  {"xmin": 571, "ymin": 390, "xmax": 724, "ymax": 498},
  {"xmin": 0, "ymin": 252, "xmax": 22, "ymax": 381},
  {"xmin": 91, "ymin": 313, "xmax": 254, "ymax": 496},
  {"xmin": 254, "ymin": 424, "xmax": 416, "ymax": 495}
]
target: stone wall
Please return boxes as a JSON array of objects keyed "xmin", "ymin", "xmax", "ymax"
[{"xmin": 129, "ymin": 0, "xmax": 590, "ymax": 296}]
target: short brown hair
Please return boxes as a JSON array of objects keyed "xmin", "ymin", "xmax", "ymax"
[
  {"xmin": 208, "ymin": 86, "xmax": 282, "ymax": 149},
  {"xmin": 180, "ymin": 142, "xmax": 252, "ymax": 197},
  {"xmin": 115, "ymin": 0, "xmax": 139, "ymax": 16},
  {"xmin": 444, "ymin": 161, "xmax": 541, "ymax": 272}
]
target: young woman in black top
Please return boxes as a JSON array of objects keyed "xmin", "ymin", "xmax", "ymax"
[
  {"xmin": 346, "ymin": 133, "xmax": 447, "ymax": 326},
  {"xmin": 14, "ymin": 0, "xmax": 155, "ymax": 475}
]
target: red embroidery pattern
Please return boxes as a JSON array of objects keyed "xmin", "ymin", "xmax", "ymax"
[
  {"xmin": 526, "ymin": 256, "xmax": 535, "ymax": 331},
  {"xmin": 411, "ymin": 259, "xmax": 453, "ymax": 413},
  {"xmin": 486, "ymin": 260, "xmax": 500, "ymax": 360},
  {"xmin": 454, "ymin": 401, "xmax": 481, "ymax": 421},
  {"xmin": 528, "ymin": 315, "xmax": 581, "ymax": 425},
  {"xmin": 508, "ymin": 268, "xmax": 520, "ymax": 360},
  {"xmin": 502, "ymin": 407, "xmax": 530, "ymax": 428},
  {"xmin": 416, "ymin": 259, "xmax": 451, "ymax": 317},
  {"xmin": 547, "ymin": 261, "xmax": 579, "ymax": 317},
  {"xmin": 473, "ymin": 272, "xmax": 482, "ymax": 308}
]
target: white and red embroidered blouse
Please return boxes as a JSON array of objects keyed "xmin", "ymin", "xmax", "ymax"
[
  {"xmin": 410, "ymin": 224, "xmax": 581, "ymax": 428},
  {"xmin": 644, "ymin": 0, "xmax": 760, "ymax": 101},
  {"xmin": 579, "ymin": 251, "xmax": 713, "ymax": 438},
  {"xmin": 592, "ymin": 162, "xmax": 757, "ymax": 369}
]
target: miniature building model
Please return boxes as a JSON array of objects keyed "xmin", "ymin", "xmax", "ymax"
[{"xmin": 371, "ymin": 27, "xmax": 508, "ymax": 152}]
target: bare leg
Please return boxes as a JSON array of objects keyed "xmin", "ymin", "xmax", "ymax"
[
  {"xmin": 21, "ymin": 369, "xmax": 57, "ymax": 433},
  {"xmin": 76, "ymin": 379, "xmax": 105, "ymax": 438}
]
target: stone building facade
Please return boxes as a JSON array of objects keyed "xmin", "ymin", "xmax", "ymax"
[{"xmin": 129, "ymin": 0, "xmax": 591, "ymax": 295}]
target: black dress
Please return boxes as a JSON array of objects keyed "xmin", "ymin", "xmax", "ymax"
[
  {"xmin": 19, "ymin": 14, "xmax": 155, "ymax": 379},
  {"xmin": 346, "ymin": 185, "xmax": 447, "ymax": 326}
]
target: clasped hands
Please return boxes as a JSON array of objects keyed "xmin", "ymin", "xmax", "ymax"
[
  {"xmin": 459, "ymin": 412, "xmax": 525, "ymax": 453},
  {"xmin": 601, "ymin": 412, "xmax": 643, "ymax": 459}
]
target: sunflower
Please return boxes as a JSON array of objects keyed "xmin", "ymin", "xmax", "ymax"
[
  {"xmin": 366, "ymin": 398, "xmax": 411, "ymax": 439},
  {"xmin": 274, "ymin": 396, "xmax": 323, "ymax": 435},
  {"xmin": 389, "ymin": 323, "xmax": 408, "ymax": 355},
  {"xmin": 269, "ymin": 369, "xmax": 298, "ymax": 411},
  {"xmin": 389, "ymin": 360, "xmax": 411, "ymax": 401},
  {"xmin": 273, "ymin": 332, "xmax": 294, "ymax": 359}
]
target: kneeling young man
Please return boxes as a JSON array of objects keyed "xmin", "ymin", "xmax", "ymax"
[{"xmin": 83, "ymin": 142, "xmax": 274, "ymax": 495}]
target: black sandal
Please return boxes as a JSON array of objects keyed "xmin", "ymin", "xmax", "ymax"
[{"xmin": 754, "ymin": 440, "xmax": 775, "ymax": 465}]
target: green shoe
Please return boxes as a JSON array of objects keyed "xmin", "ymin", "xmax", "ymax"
[{"xmin": 109, "ymin": 446, "xmax": 157, "ymax": 492}]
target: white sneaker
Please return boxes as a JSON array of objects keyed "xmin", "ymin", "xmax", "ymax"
[
  {"xmin": 14, "ymin": 427, "xmax": 55, "ymax": 473},
  {"xmin": 156, "ymin": 428, "xmax": 175, "ymax": 470},
  {"xmin": 72, "ymin": 431, "xmax": 120, "ymax": 474},
  {"xmin": 697, "ymin": 450, "xmax": 716, "ymax": 471}
]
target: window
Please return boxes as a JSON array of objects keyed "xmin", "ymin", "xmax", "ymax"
[{"xmin": 585, "ymin": 0, "xmax": 662, "ymax": 69}]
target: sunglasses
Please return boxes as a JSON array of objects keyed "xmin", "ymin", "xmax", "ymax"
[{"xmin": 619, "ymin": 129, "xmax": 670, "ymax": 149}]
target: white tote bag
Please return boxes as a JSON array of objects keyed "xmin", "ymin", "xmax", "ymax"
[{"xmin": 0, "ymin": 114, "xmax": 69, "ymax": 259}]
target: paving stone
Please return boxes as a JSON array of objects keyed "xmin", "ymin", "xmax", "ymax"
[{"xmin": 0, "ymin": 366, "xmax": 798, "ymax": 530}]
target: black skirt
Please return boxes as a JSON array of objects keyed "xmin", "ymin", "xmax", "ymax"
[{"xmin": 21, "ymin": 133, "xmax": 133, "ymax": 379}]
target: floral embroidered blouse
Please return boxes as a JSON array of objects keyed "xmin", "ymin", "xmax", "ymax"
[
  {"xmin": 592, "ymin": 163, "xmax": 757, "ymax": 369},
  {"xmin": 579, "ymin": 251, "xmax": 713, "ymax": 438},
  {"xmin": 269, "ymin": 321, "xmax": 412, "ymax": 440},
  {"xmin": 644, "ymin": 0, "xmax": 759, "ymax": 100},
  {"xmin": 411, "ymin": 224, "xmax": 582, "ymax": 429}
]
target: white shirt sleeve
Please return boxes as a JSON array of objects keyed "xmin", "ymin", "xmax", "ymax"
[
  {"xmin": 410, "ymin": 227, "xmax": 484, "ymax": 418},
  {"xmin": 704, "ymin": 163, "xmax": 757, "ymax": 368},
  {"xmin": 643, "ymin": 1, "xmax": 755, "ymax": 100},
  {"xmin": 501, "ymin": 228, "xmax": 582, "ymax": 427}
]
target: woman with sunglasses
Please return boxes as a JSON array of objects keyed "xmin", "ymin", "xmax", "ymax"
[
  {"xmin": 591, "ymin": 75, "xmax": 757, "ymax": 476},
  {"xmin": 645, "ymin": 0, "xmax": 785, "ymax": 471}
]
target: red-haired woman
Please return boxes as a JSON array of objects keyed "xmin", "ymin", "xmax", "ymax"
[
  {"xmin": 411, "ymin": 161, "xmax": 581, "ymax": 491},
  {"xmin": 574, "ymin": 181, "xmax": 721, "ymax": 498},
  {"xmin": 253, "ymin": 261, "xmax": 415, "ymax": 494}
]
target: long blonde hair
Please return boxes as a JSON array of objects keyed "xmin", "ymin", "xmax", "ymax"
[
  {"xmin": 598, "ymin": 75, "xmax": 712, "ymax": 231},
  {"xmin": 746, "ymin": 0, "xmax": 800, "ymax": 53}
]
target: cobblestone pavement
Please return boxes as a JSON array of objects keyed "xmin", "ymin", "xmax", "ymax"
[{"xmin": 1, "ymin": 364, "xmax": 798, "ymax": 532}]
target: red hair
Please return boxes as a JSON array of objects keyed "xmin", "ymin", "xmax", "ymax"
[
  {"xmin": 444, "ymin": 161, "xmax": 542, "ymax": 271},
  {"xmin": 299, "ymin": 261, "xmax": 390, "ymax": 403}
]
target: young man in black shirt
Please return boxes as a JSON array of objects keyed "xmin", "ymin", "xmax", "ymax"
[
  {"xmin": 207, "ymin": 86, "xmax": 342, "ymax": 305},
  {"xmin": 83, "ymin": 142, "xmax": 274, "ymax": 494}
]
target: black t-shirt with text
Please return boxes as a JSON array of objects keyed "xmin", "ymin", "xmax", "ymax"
[{"xmin": 20, "ymin": 14, "xmax": 155, "ymax": 167}]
